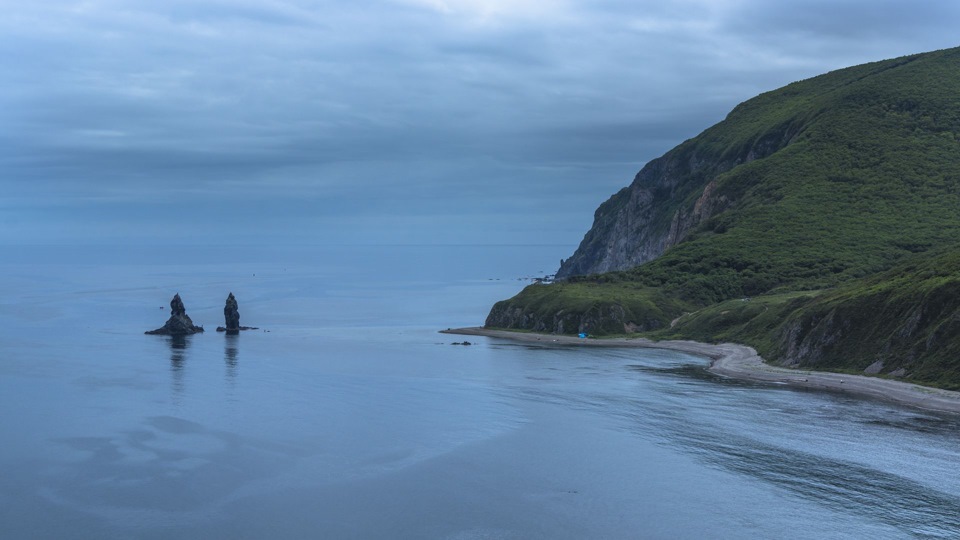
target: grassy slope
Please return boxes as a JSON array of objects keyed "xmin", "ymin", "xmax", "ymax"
[
  {"xmin": 620, "ymin": 47, "xmax": 960, "ymax": 300},
  {"xmin": 488, "ymin": 47, "xmax": 960, "ymax": 388},
  {"xmin": 656, "ymin": 250, "xmax": 960, "ymax": 389}
]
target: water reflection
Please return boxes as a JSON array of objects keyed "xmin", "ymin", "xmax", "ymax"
[
  {"xmin": 167, "ymin": 334, "xmax": 191, "ymax": 400},
  {"xmin": 224, "ymin": 333, "xmax": 238, "ymax": 382},
  {"xmin": 516, "ymin": 355, "xmax": 960, "ymax": 538},
  {"xmin": 660, "ymin": 417, "xmax": 960, "ymax": 536}
]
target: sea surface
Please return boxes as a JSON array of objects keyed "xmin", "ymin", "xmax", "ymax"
[{"xmin": 2, "ymin": 244, "xmax": 960, "ymax": 539}]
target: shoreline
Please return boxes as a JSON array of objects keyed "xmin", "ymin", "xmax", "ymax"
[{"xmin": 441, "ymin": 327, "xmax": 960, "ymax": 415}]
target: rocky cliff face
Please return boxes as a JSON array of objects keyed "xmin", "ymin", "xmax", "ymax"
[
  {"xmin": 556, "ymin": 156, "xmax": 721, "ymax": 279},
  {"xmin": 556, "ymin": 120, "xmax": 800, "ymax": 279},
  {"xmin": 769, "ymin": 277, "xmax": 960, "ymax": 386},
  {"xmin": 485, "ymin": 299, "xmax": 661, "ymax": 336}
]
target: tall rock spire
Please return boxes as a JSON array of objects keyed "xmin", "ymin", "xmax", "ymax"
[
  {"xmin": 146, "ymin": 294, "xmax": 204, "ymax": 335},
  {"xmin": 217, "ymin": 293, "xmax": 257, "ymax": 334}
]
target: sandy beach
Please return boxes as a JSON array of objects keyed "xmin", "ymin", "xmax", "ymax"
[{"xmin": 442, "ymin": 327, "xmax": 960, "ymax": 415}]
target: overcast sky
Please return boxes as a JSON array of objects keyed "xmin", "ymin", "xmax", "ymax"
[{"xmin": 3, "ymin": 0, "xmax": 959, "ymax": 247}]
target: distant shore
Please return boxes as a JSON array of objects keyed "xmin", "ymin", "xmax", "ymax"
[{"xmin": 441, "ymin": 327, "xmax": 960, "ymax": 415}]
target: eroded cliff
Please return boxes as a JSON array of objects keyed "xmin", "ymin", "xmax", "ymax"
[{"xmin": 556, "ymin": 117, "xmax": 801, "ymax": 278}]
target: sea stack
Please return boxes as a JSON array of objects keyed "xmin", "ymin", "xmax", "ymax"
[
  {"xmin": 146, "ymin": 294, "xmax": 204, "ymax": 335},
  {"xmin": 224, "ymin": 292, "xmax": 240, "ymax": 331},
  {"xmin": 217, "ymin": 293, "xmax": 257, "ymax": 334}
]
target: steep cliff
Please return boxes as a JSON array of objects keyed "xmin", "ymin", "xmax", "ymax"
[{"xmin": 556, "ymin": 102, "xmax": 803, "ymax": 278}]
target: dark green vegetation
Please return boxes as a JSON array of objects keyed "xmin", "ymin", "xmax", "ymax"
[
  {"xmin": 656, "ymin": 250, "xmax": 960, "ymax": 389},
  {"xmin": 486, "ymin": 47, "xmax": 960, "ymax": 389}
]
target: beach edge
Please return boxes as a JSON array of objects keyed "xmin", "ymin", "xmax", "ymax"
[{"xmin": 441, "ymin": 327, "xmax": 960, "ymax": 415}]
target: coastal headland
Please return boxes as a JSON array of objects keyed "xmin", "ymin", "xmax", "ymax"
[
  {"xmin": 485, "ymin": 48, "xmax": 960, "ymax": 390},
  {"xmin": 442, "ymin": 327, "xmax": 960, "ymax": 415}
]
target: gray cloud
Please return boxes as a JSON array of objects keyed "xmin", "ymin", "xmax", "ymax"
[{"xmin": 2, "ymin": 0, "xmax": 957, "ymax": 245}]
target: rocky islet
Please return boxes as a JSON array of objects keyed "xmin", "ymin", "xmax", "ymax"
[
  {"xmin": 216, "ymin": 292, "xmax": 258, "ymax": 334},
  {"xmin": 145, "ymin": 293, "xmax": 204, "ymax": 335},
  {"xmin": 146, "ymin": 292, "xmax": 258, "ymax": 336}
]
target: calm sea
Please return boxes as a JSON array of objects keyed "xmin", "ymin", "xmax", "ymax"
[{"xmin": 2, "ymin": 244, "xmax": 959, "ymax": 539}]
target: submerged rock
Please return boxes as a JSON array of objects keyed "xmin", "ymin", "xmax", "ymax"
[
  {"xmin": 146, "ymin": 294, "xmax": 204, "ymax": 335},
  {"xmin": 216, "ymin": 292, "xmax": 258, "ymax": 334}
]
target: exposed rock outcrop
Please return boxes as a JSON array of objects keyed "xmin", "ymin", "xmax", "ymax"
[
  {"xmin": 224, "ymin": 292, "xmax": 240, "ymax": 330},
  {"xmin": 555, "ymin": 110, "xmax": 801, "ymax": 279},
  {"xmin": 769, "ymin": 276, "xmax": 960, "ymax": 384},
  {"xmin": 485, "ymin": 297, "xmax": 665, "ymax": 336},
  {"xmin": 216, "ymin": 292, "xmax": 258, "ymax": 334},
  {"xmin": 146, "ymin": 294, "xmax": 204, "ymax": 335}
]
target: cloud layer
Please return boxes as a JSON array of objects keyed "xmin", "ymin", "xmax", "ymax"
[{"xmin": 3, "ymin": 0, "xmax": 959, "ymax": 244}]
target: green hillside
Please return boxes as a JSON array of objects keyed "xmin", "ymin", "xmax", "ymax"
[
  {"xmin": 486, "ymin": 47, "xmax": 960, "ymax": 388},
  {"xmin": 656, "ymin": 250, "xmax": 960, "ymax": 389}
]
